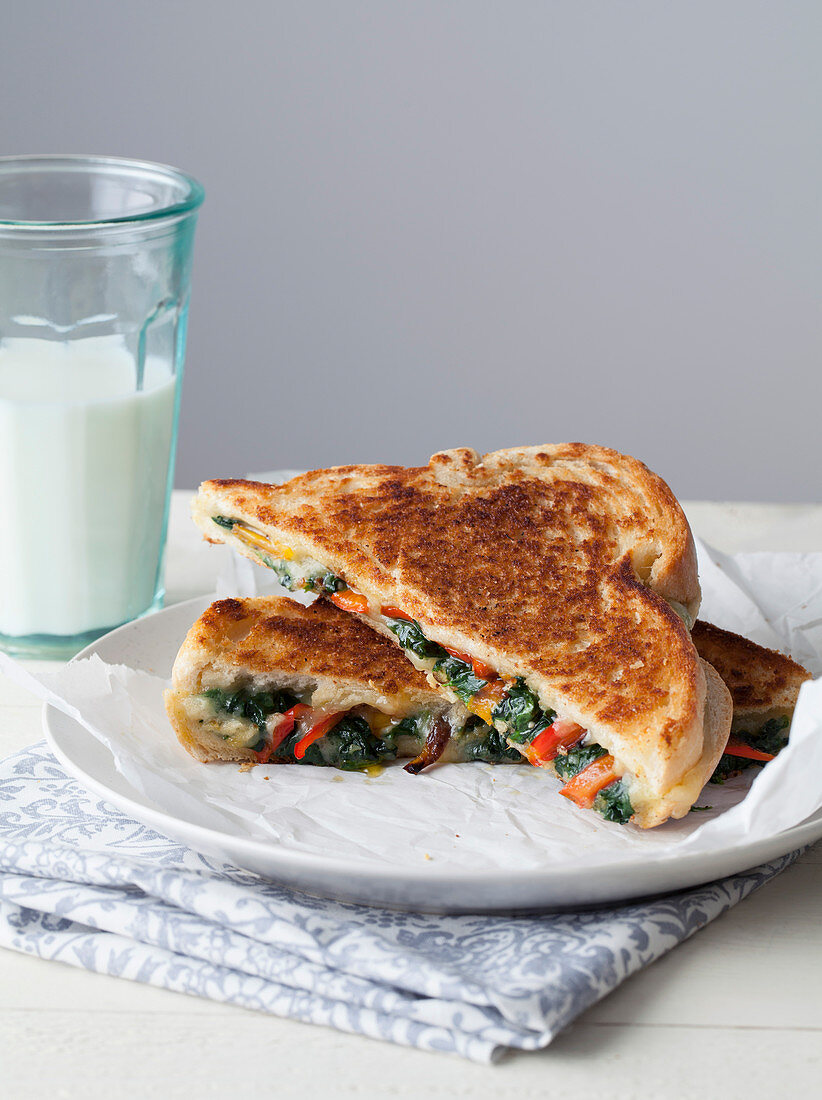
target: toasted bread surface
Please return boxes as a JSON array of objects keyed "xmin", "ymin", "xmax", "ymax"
[
  {"xmin": 192, "ymin": 444, "xmax": 710, "ymax": 801},
  {"xmin": 691, "ymin": 620, "xmax": 810, "ymax": 731}
]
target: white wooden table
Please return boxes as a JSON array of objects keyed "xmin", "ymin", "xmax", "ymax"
[{"xmin": 2, "ymin": 495, "xmax": 821, "ymax": 1099}]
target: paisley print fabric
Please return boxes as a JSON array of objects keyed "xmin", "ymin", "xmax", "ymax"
[{"xmin": 0, "ymin": 743, "xmax": 800, "ymax": 1061}]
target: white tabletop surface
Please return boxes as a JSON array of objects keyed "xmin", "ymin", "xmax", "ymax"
[{"xmin": 2, "ymin": 494, "xmax": 821, "ymax": 1099}]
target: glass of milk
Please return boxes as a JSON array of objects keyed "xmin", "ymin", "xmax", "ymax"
[{"xmin": 0, "ymin": 155, "xmax": 204, "ymax": 657}]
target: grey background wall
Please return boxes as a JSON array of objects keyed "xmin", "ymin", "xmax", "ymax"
[{"xmin": 2, "ymin": 1, "xmax": 820, "ymax": 500}]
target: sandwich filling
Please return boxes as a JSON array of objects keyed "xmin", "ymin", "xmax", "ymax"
[
  {"xmin": 212, "ymin": 517, "xmax": 344, "ymax": 594},
  {"xmin": 710, "ymin": 714, "xmax": 790, "ymax": 784},
  {"xmin": 179, "ymin": 681, "xmax": 521, "ymax": 771},
  {"xmin": 210, "ymin": 514, "xmax": 636, "ymax": 822}
]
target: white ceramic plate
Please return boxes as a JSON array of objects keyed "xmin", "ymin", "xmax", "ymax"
[{"xmin": 43, "ymin": 596, "xmax": 822, "ymax": 913}]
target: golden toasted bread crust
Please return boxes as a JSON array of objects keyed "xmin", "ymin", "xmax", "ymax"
[
  {"xmin": 192, "ymin": 444, "xmax": 711, "ymax": 801},
  {"xmin": 692, "ymin": 620, "xmax": 810, "ymax": 730}
]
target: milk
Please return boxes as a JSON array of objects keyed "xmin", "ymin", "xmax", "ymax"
[{"xmin": 0, "ymin": 335, "xmax": 177, "ymax": 638}]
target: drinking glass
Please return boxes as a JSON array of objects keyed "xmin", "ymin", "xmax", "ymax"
[{"xmin": 0, "ymin": 155, "xmax": 204, "ymax": 657}]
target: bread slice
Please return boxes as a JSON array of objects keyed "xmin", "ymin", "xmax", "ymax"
[
  {"xmin": 692, "ymin": 620, "xmax": 810, "ymax": 747},
  {"xmin": 165, "ymin": 596, "xmax": 519, "ymax": 770},
  {"xmin": 191, "ymin": 444, "xmax": 731, "ymax": 826}
]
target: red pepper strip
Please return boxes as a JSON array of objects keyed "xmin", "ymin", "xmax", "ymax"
[
  {"xmin": 257, "ymin": 702, "xmax": 312, "ymax": 762},
  {"xmin": 293, "ymin": 710, "xmax": 345, "ymax": 760},
  {"xmin": 526, "ymin": 719, "xmax": 586, "ymax": 766},
  {"xmin": 444, "ymin": 644, "xmax": 474, "ymax": 665},
  {"xmin": 329, "ymin": 590, "xmax": 369, "ymax": 614},
  {"xmin": 442, "ymin": 644, "xmax": 497, "ymax": 682},
  {"xmin": 470, "ymin": 657, "xmax": 498, "ymax": 681},
  {"xmin": 381, "ymin": 605, "xmax": 415, "ymax": 622},
  {"xmin": 560, "ymin": 754, "xmax": 620, "ymax": 808},
  {"xmin": 252, "ymin": 713, "xmax": 296, "ymax": 763},
  {"xmin": 724, "ymin": 739, "xmax": 776, "ymax": 762}
]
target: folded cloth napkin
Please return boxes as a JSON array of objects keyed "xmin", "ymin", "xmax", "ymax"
[{"xmin": 0, "ymin": 743, "xmax": 800, "ymax": 1062}]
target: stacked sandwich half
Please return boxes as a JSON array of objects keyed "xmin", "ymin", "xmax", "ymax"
[{"xmin": 166, "ymin": 443, "xmax": 808, "ymax": 829}]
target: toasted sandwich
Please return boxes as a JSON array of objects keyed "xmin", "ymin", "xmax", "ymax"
[
  {"xmin": 165, "ymin": 596, "xmax": 521, "ymax": 774},
  {"xmin": 691, "ymin": 620, "xmax": 810, "ymax": 783},
  {"xmin": 191, "ymin": 444, "xmax": 733, "ymax": 828}
]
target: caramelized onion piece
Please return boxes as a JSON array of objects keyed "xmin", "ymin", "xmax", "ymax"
[{"xmin": 404, "ymin": 716, "xmax": 451, "ymax": 774}]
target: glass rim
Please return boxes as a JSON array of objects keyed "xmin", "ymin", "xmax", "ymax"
[{"xmin": 0, "ymin": 154, "xmax": 205, "ymax": 229}]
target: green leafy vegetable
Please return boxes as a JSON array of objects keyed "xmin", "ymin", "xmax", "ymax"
[
  {"xmin": 492, "ymin": 678, "xmax": 541, "ymax": 737},
  {"xmin": 709, "ymin": 755, "xmax": 752, "ymax": 784},
  {"xmin": 552, "ymin": 742, "xmax": 608, "ymax": 781},
  {"xmin": 390, "ymin": 714, "xmax": 424, "ymax": 742},
  {"xmin": 200, "ymin": 687, "xmax": 298, "ymax": 738},
  {"xmin": 517, "ymin": 708, "xmax": 560, "ymax": 746},
  {"xmin": 593, "ymin": 780, "xmax": 633, "ymax": 824},
  {"xmin": 299, "ymin": 715, "xmax": 398, "ymax": 770},
  {"xmin": 212, "ymin": 515, "xmax": 236, "ymax": 529},
  {"xmin": 386, "ymin": 618, "xmax": 448, "ymax": 661},
  {"xmin": 747, "ymin": 715, "xmax": 790, "ymax": 756},
  {"xmin": 304, "ymin": 570, "xmax": 345, "ymax": 594},
  {"xmin": 458, "ymin": 724, "xmax": 522, "ymax": 763},
  {"xmin": 235, "ymin": 543, "xmax": 344, "ymax": 595},
  {"xmin": 433, "ymin": 655, "xmax": 488, "ymax": 704}
]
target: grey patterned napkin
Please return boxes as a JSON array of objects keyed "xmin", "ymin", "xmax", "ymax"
[{"xmin": 0, "ymin": 743, "xmax": 799, "ymax": 1062}]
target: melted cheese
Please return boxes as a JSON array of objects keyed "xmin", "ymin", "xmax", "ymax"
[
  {"xmin": 228, "ymin": 521, "xmax": 336, "ymax": 591},
  {"xmin": 181, "ymin": 695, "xmax": 261, "ymax": 748},
  {"xmin": 233, "ymin": 522, "xmax": 294, "ymax": 560}
]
